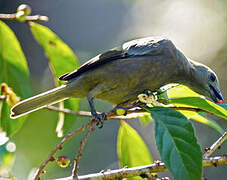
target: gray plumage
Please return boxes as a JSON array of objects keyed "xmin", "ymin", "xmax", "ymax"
[{"xmin": 11, "ymin": 37, "xmax": 224, "ymax": 119}]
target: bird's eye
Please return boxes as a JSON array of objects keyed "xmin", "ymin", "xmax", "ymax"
[{"xmin": 210, "ymin": 73, "xmax": 216, "ymax": 82}]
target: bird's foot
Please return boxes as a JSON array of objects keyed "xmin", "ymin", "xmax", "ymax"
[{"xmin": 93, "ymin": 112, "xmax": 106, "ymax": 128}]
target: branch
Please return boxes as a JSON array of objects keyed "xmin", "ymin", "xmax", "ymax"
[
  {"xmin": 72, "ymin": 125, "xmax": 96, "ymax": 178},
  {"xmin": 46, "ymin": 104, "xmax": 210, "ymax": 120},
  {"xmin": 52, "ymin": 155, "xmax": 227, "ymax": 180},
  {"xmin": 0, "ymin": 13, "xmax": 48, "ymax": 22},
  {"xmin": 2, "ymin": 93, "xmax": 225, "ymax": 179},
  {"xmin": 46, "ymin": 105, "xmax": 149, "ymax": 120},
  {"xmin": 34, "ymin": 120, "xmax": 96, "ymax": 180},
  {"xmin": 203, "ymin": 131, "xmax": 227, "ymax": 158}
]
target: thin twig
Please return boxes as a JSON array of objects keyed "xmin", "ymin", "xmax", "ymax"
[
  {"xmin": 203, "ymin": 131, "xmax": 227, "ymax": 158},
  {"xmin": 46, "ymin": 106, "xmax": 92, "ymax": 117},
  {"xmin": 72, "ymin": 125, "xmax": 96, "ymax": 178},
  {"xmin": 34, "ymin": 120, "xmax": 96, "ymax": 180},
  {"xmin": 0, "ymin": 13, "xmax": 48, "ymax": 22},
  {"xmin": 46, "ymin": 105, "xmax": 148, "ymax": 120},
  {"xmin": 53, "ymin": 155, "xmax": 227, "ymax": 180}
]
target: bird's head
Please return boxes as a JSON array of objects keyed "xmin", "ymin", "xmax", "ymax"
[{"xmin": 189, "ymin": 60, "xmax": 224, "ymax": 103}]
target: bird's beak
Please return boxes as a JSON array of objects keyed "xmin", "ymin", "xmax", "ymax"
[{"xmin": 209, "ymin": 85, "xmax": 224, "ymax": 103}]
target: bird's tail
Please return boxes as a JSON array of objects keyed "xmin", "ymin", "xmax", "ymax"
[{"xmin": 11, "ymin": 85, "xmax": 69, "ymax": 118}]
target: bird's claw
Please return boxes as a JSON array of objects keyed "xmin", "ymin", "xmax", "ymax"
[{"xmin": 93, "ymin": 113, "xmax": 106, "ymax": 128}]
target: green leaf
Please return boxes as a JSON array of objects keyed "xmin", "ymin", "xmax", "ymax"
[
  {"xmin": 117, "ymin": 121, "xmax": 153, "ymax": 180},
  {"xmin": 149, "ymin": 107, "xmax": 202, "ymax": 180},
  {"xmin": 167, "ymin": 85, "xmax": 200, "ymax": 98},
  {"xmin": 0, "ymin": 20, "xmax": 31, "ymax": 136},
  {"xmin": 0, "ymin": 100, "xmax": 26, "ymax": 137},
  {"xmin": 179, "ymin": 110, "xmax": 224, "ymax": 134},
  {"xmin": 29, "ymin": 22, "xmax": 79, "ymax": 77},
  {"xmin": 217, "ymin": 103, "xmax": 227, "ymax": 110},
  {"xmin": 157, "ymin": 84, "xmax": 200, "ymax": 101},
  {"xmin": 158, "ymin": 85, "xmax": 225, "ymax": 133},
  {"xmin": 158, "ymin": 84, "xmax": 227, "ymax": 119},
  {"xmin": 0, "ymin": 21, "xmax": 31, "ymax": 97},
  {"xmin": 168, "ymin": 97, "xmax": 227, "ymax": 120},
  {"xmin": 29, "ymin": 22, "xmax": 80, "ymax": 136}
]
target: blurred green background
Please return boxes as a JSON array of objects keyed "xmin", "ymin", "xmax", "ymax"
[{"xmin": 1, "ymin": 0, "xmax": 227, "ymax": 179}]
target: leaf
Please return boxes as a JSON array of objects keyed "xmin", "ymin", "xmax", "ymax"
[
  {"xmin": 0, "ymin": 100, "xmax": 26, "ymax": 137},
  {"xmin": 168, "ymin": 97, "xmax": 227, "ymax": 120},
  {"xmin": 0, "ymin": 21, "xmax": 31, "ymax": 97},
  {"xmin": 158, "ymin": 85, "xmax": 225, "ymax": 133},
  {"xmin": 179, "ymin": 111, "xmax": 224, "ymax": 134},
  {"xmin": 217, "ymin": 103, "xmax": 227, "ymax": 110},
  {"xmin": 29, "ymin": 22, "xmax": 80, "ymax": 77},
  {"xmin": 0, "ymin": 20, "xmax": 31, "ymax": 136},
  {"xmin": 29, "ymin": 22, "xmax": 80, "ymax": 136},
  {"xmin": 167, "ymin": 85, "xmax": 200, "ymax": 98},
  {"xmin": 142, "ymin": 85, "xmax": 223, "ymax": 132},
  {"xmin": 159, "ymin": 84, "xmax": 227, "ymax": 119},
  {"xmin": 117, "ymin": 121, "xmax": 153, "ymax": 180},
  {"xmin": 149, "ymin": 107, "xmax": 202, "ymax": 180},
  {"xmin": 158, "ymin": 85, "xmax": 227, "ymax": 119}
]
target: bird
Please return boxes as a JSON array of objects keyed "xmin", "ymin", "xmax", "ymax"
[{"xmin": 10, "ymin": 36, "xmax": 224, "ymax": 125}]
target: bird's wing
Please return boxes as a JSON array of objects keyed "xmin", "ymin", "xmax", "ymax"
[
  {"xmin": 59, "ymin": 49, "xmax": 125, "ymax": 81},
  {"xmin": 59, "ymin": 37, "xmax": 175, "ymax": 81},
  {"xmin": 122, "ymin": 36, "xmax": 175, "ymax": 56}
]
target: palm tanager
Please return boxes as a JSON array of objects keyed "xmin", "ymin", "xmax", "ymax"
[{"xmin": 11, "ymin": 37, "xmax": 224, "ymax": 124}]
